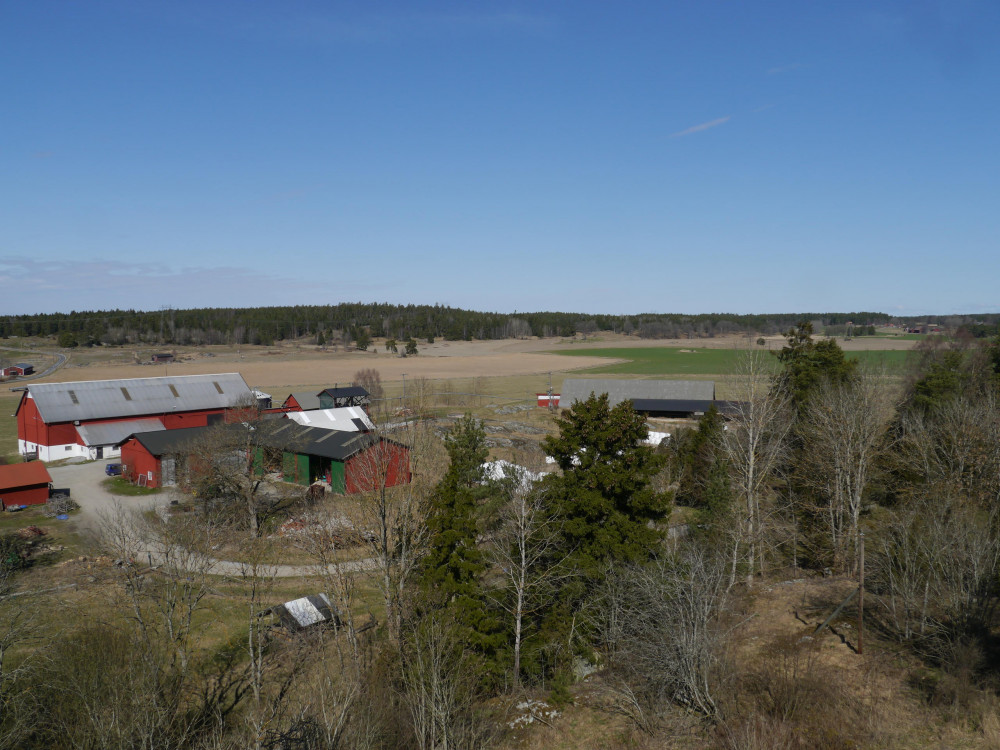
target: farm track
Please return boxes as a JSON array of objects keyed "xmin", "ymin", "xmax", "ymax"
[{"xmin": 48, "ymin": 460, "xmax": 373, "ymax": 578}]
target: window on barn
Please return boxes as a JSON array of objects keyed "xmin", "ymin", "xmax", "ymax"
[
  {"xmin": 213, "ymin": 381, "xmax": 224, "ymax": 394},
  {"xmin": 68, "ymin": 390, "xmax": 79, "ymax": 404},
  {"xmin": 169, "ymin": 385, "xmax": 180, "ymax": 398},
  {"xmin": 121, "ymin": 387, "xmax": 132, "ymax": 401}
]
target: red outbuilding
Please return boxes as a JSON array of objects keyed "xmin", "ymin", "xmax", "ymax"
[{"xmin": 0, "ymin": 462, "xmax": 53, "ymax": 508}]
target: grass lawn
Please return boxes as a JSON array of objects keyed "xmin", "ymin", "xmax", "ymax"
[
  {"xmin": 548, "ymin": 347, "xmax": 914, "ymax": 376},
  {"xmin": 102, "ymin": 476, "xmax": 161, "ymax": 496}
]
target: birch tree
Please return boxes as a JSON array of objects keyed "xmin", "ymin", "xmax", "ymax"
[
  {"xmin": 720, "ymin": 347, "xmax": 791, "ymax": 582},
  {"xmin": 798, "ymin": 366, "xmax": 897, "ymax": 571}
]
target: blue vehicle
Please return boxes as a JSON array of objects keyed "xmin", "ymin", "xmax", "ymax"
[{"xmin": 105, "ymin": 463, "xmax": 123, "ymax": 477}]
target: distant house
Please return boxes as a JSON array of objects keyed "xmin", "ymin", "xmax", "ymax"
[
  {"xmin": 16, "ymin": 373, "xmax": 254, "ymax": 461},
  {"xmin": 0, "ymin": 462, "xmax": 53, "ymax": 508},
  {"xmin": 281, "ymin": 392, "xmax": 322, "ymax": 411},
  {"xmin": 537, "ymin": 393, "xmax": 561, "ymax": 408},
  {"xmin": 12, "ymin": 363, "xmax": 34, "ymax": 376},
  {"xmin": 151, "ymin": 353, "xmax": 175, "ymax": 363},
  {"xmin": 282, "ymin": 386, "xmax": 372, "ymax": 413}
]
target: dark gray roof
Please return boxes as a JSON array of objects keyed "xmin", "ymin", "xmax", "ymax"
[
  {"xmin": 124, "ymin": 425, "xmax": 215, "ymax": 456},
  {"xmin": 318, "ymin": 386, "xmax": 370, "ymax": 399},
  {"xmin": 266, "ymin": 421, "xmax": 384, "ymax": 461},
  {"xmin": 630, "ymin": 399, "xmax": 743, "ymax": 417},
  {"xmin": 122, "ymin": 420, "xmax": 402, "ymax": 463},
  {"xmin": 560, "ymin": 378, "xmax": 716, "ymax": 409},
  {"xmin": 21, "ymin": 373, "xmax": 252, "ymax": 423}
]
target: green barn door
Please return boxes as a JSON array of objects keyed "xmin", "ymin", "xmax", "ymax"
[{"xmin": 329, "ymin": 461, "xmax": 346, "ymax": 493}]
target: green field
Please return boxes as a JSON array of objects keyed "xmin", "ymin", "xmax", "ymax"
[{"xmin": 550, "ymin": 347, "xmax": 913, "ymax": 376}]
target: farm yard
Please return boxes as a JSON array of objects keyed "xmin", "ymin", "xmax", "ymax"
[{"xmin": 6, "ymin": 327, "xmax": 990, "ymax": 750}]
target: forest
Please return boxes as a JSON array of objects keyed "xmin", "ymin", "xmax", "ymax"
[
  {"xmin": 3, "ymin": 325, "xmax": 1000, "ymax": 748},
  {"xmin": 0, "ymin": 303, "xmax": 945, "ymax": 346}
]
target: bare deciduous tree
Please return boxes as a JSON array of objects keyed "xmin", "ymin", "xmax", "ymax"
[
  {"xmin": 401, "ymin": 614, "xmax": 496, "ymax": 750},
  {"xmin": 483, "ymin": 463, "xmax": 569, "ymax": 688},
  {"xmin": 351, "ymin": 420, "xmax": 442, "ymax": 642},
  {"xmin": 599, "ymin": 547, "xmax": 733, "ymax": 722},
  {"xmin": 797, "ymin": 366, "xmax": 897, "ymax": 571},
  {"xmin": 720, "ymin": 347, "xmax": 791, "ymax": 583}
]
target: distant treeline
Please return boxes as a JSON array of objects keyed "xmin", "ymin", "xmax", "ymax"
[{"xmin": 0, "ymin": 303, "xmax": 993, "ymax": 347}]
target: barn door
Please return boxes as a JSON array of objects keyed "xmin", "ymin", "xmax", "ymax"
[
  {"xmin": 162, "ymin": 458, "xmax": 176, "ymax": 486},
  {"xmin": 96, "ymin": 446, "xmax": 104, "ymax": 459}
]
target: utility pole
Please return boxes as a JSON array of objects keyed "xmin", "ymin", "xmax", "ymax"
[
  {"xmin": 858, "ymin": 531, "xmax": 865, "ymax": 656},
  {"xmin": 547, "ymin": 371, "xmax": 553, "ymax": 410},
  {"xmin": 402, "ymin": 373, "xmax": 407, "ymax": 411}
]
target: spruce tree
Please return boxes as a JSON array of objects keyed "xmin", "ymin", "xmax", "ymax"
[
  {"xmin": 420, "ymin": 415, "xmax": 503, "ymax": 662},
  {"xmin": 542, "ymin": 393, "xmax": 670, "ymax": 584}
]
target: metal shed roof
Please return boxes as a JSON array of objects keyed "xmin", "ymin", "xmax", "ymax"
[
  {"xmin": 275, "ymin": 594, "xmax": 339, "ymax": 630},
  {"xmin": 76, "ymin": 418, "xmax": 166, "ymax": 447},
  {"xmin": 560, "ymin": 378, "xmax": 716, "ymax": 409},
  {"xmin": 124, "ymin": 425, "xmax": 216, "ymax": 456},
  {"xmin": 21, "ymin": 373, "xmax": 253, "ymax": 423},
  {"xmin": 266, "ymin": 421, "xmax": 385, "ymax": 461},
  {"xmin": 285, "ymin": 407, "xmax": 374, "ymax": 432}
]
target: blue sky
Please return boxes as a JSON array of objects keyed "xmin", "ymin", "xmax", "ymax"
[{"xmin": 2, "ymin": 1, "xmax": 998, "ymax": 316}]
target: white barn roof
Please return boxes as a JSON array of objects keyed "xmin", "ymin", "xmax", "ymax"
[
  {"xmin": 22, "ymin": 373, "xmax": 253, "ymax": 423},
  {"xmin": 560, "ymin": 378, "xmax": 715, "ymax": 409},
  {"xmin": 285, "ymin": 407, "xmax": 374, "ymax": 432}
]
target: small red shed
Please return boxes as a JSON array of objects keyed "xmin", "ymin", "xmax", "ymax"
[{"xmin": 0, "ymin": 462, "xmax": 53, "ymax": 508}]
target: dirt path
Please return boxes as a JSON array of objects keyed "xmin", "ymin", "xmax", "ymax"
[{"xmin": 47, "ymin": 460, "xmax": 369, "ymax": 577}]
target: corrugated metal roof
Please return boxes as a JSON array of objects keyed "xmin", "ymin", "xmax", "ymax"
[
  {"xmin": 285, "ymin": 407, "xmax": 374, "ymax": 432},
  {"xmin": 25, "ymin": 373, "xmax": 253, "ymax": 423},
  {"xmin": 560, "ymin": 378, "xmax": 715, "ymax": 408},
  {"xmin": 124, "ymin": 421, "xmax": 402, "ymax": 463},
  {"xmin": 76, "ymin": 418, "xmax": 166, "ymax": 447},
  {"xmin": 0, "ymin": 462, "xmax": 52, "ymax": 491}
]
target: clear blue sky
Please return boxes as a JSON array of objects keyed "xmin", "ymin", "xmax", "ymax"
[{"xmin": 2, "ymin": 1, "xmax": 998, "ymax": 316}]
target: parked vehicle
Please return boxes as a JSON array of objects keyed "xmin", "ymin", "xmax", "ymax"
[{"xmin": 105, "ymin": 463, "xmax": 123, "ymax": 477}]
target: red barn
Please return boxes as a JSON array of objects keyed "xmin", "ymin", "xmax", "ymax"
[
  {"xmin": 15, "ymin": 373, "xmax": 254, "ymax": 462},
  {"xmin": 268, "ymin": 421, "xmax": 410, "ymax": 494},
  {"xmin": 118, "ymin": 426, "xmax": 210, "ymax": 488},
  {"xmin": 0, "ymin": 462, "xmax": 53, "ymax": 508}
]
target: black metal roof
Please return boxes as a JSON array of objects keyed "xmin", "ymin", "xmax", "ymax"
[
  {"xmin": 123, "ymin": 425, "xmax": 214, "ymax": 455},
  {"xmin": 630, "ymin": 398, "xmax": 743, "ymax": 416}
]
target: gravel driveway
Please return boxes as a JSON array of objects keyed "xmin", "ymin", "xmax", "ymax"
[{"xmin": 43, "ymin": 460, "xmax": 373, "ymax": 577}]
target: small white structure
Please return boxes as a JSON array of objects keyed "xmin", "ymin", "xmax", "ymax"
[
  {"xmin": 273, "ymin": 593, "xmax": 339, "ymax": 631},
  {"xmin": 285, "ymin": 406, "xmax": 374, "ymax": 432},
  {"xmin": 482, "ymin": 460, "xmax": 544, "ymax": 492},
  {"xmin": 643, "ymin": 431, "xmax": 670, "ymax": 447}
]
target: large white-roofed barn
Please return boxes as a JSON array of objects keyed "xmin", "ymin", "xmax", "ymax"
[{"xmin": 15, "ymin": 373, "xmax": 254, "ymax": 461}]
